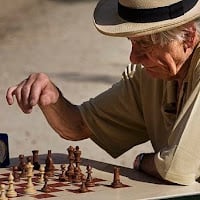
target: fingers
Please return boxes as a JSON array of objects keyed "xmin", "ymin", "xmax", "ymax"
[
  {"xmin": 6, "ymin": 86, "xmax": 17, "ymax": 105},
  {"xmin": 24, "ymin": 74, "xmax": 43, "ymax": 107},
  {"xmin": 6, "ymin": 78, "xmax": 34, "ymax": 113},
  {"xmin": 6, "ymin": 73, "xmax": 56, "ymax": 113}
]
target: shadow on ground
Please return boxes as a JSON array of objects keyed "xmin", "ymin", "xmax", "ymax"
[{"xmin": 49, "ymin": 72, "xmax": 120, "ymax": 84}]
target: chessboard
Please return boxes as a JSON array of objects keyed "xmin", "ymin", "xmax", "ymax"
[
  {"xmin": 0, "ymin": 164, "xmax": 132, "ymax": 200},
  {"xmin": 1, "ymin": 146, "xmax": 200, "ymax": 200}
]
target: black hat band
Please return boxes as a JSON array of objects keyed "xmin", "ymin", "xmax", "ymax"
[{"xmin": 118, "ymin": 0, "xmax": 198, "ymax": 23}]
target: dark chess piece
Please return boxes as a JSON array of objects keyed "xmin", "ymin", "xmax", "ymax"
[
  {"xmin": 18, "ymin": 154, "xmax": 26, "ymax": 171},
  {"xmin": 59, "ymin": 164, "xmax": 68, "ymax": 182},
  {"xmin": 73, "ymin": 166, "xmax": 82, "ymax": 183},
  {"xmin": 41, "ymin": 174, "xmax": 52, "ymax": 193},
  {"xmin": 74, "ymin": 146, "xmax": 82, "ymax": 174},
  {"xmin": 45, "ymin": 150, "xmax": 55, "ymax": 177},
  {"xmin": 65, "ymin": 146, "xmax": 75, "ymax": 181},
  {"xmin": 26, "ymin": 156, "xmax": 32, "ymax": 165},
  {"xmin": 79, "ymin": 175, "xmax": 89, "ymax": 193},
  {"xmin": 86, "ymin": 165, "xmax": 95, "ymax": 187},
  {"xmin": 32, "ymin": 150, "xmax": 40, "ymax": 170},
  {"xmin": 12, "ymin": 166, "xmax": 20, "ymax": 182},
  {"xmin": 20, "ymin": 162, "xmax": 27, "ymax": 178},
  {"xmin": 73, "ymin": 146, "xmax": 82, "ymax": 183},
  {"xmin": 111, "ymin": 167, "xmax": 123, "ymax": 188}
]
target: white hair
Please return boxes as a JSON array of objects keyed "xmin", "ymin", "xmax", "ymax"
[{"xmin": 142, "ymin": 18, "xmax": 200, "ymax": 47}]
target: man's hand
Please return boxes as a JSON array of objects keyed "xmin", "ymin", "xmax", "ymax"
[
  {"xmin": 6, "ymin": 72, "xmax": 91, "ymax": 140},
  {"xmin": 134, "ymin": 153, "xmax": 163, "ymax": 181},
  {"xmin": 6, "ymin": 73, "xmax": 59, "ymax": 113}
]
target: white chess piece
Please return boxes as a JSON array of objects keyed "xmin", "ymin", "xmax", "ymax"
[
  {"xmin": 6, "ymin": 173, "xmax": 17, "ymax": 198},
  {"xmin": 39, "ymin": 165, "xmax": 45, "ymax": 184},
  {"xmin": 24, "ymin": 162, "xmax": 36, "ymax": 195},
  {"xmin": 0, "ymin": 184, "xmax": 8, "ymax": 200}
]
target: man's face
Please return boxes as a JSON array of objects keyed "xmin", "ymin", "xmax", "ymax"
[{"xmin": 128, "ymin": 37, "xmax": 186, "ymax": 80}]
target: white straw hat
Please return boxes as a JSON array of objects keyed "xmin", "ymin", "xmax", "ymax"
[{"xmin": 93, "ymin": 0, "xmax": 200, "ymax": 37}]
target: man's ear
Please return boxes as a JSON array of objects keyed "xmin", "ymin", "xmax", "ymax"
[{"xmin": 183, "ymin": 22, "xmax": 197, "ymax": 50}]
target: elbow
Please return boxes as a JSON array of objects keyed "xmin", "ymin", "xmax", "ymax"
[{"xmin": 55, "ymin": 122, "xmax": 91, "ymax": 141}]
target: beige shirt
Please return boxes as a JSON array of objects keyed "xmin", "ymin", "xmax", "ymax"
[{"xmin": 79, "ymin": 43, "xmax": 200, "ymax": 185}]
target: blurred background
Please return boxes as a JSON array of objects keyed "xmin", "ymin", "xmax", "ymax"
[{"xmin": 0, "ymin": 0, "xmax": 152, "ymax": 167}]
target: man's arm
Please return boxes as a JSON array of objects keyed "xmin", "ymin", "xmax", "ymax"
[
  {"xmin": 139, "ymin": 153, "xmax": 162, "ymax": 179},
  {"xmin": 134, "ymin": 153, "xmax": 163, "ymax": 180},
  {"xmin": 6, "ymin": 73, "xmax": 92, "ymax": 141},
  {"xmin": 39, "ymin": 91, "xmax": 92, "ymax": 140}
]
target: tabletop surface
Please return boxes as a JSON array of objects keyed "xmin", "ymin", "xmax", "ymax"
[{"xmin": 0, "ymin": 153, "xmax": 198, "ymax": 200}]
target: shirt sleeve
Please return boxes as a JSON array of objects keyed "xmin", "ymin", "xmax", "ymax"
[
  {"xmin": 79, "ymin": 64, "xmax": 149, "ymax": 158},
  {"xmin": 154, "ymin": 64, "xmax": 200, "ymax": 185}
]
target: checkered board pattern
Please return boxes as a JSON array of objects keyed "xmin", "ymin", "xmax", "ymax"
[
  {"xmin": 0, "ymin": 165, "xmax": 131, "ymax": 200},
  {"xmin": 2, "ymin": 164, "xmax": 199, "ymax": 200}
]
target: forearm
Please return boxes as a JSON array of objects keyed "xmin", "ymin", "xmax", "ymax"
[{"xmin": 39, "ymin": 90, "xmax": 91, "ymax": 141}]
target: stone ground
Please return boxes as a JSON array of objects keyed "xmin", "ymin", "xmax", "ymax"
[{"xmin": 0, "ymin": 0, "xmax": 152, "ymax": 167}]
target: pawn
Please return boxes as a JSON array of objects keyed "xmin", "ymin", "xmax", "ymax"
[
  {"xmin": 38, "ymin": 166, "xmax": 45, "ymax": 184},
  {"xmin": 26, "ymin": 156, "xmax": 32, "ymax": 163},
  {"xmin": 20, "ymin": 162, "xmax": 27, "ymax": 178},
  {"xmin": 0, "ymin": 184, "xmax": 8, "ymax": 200},
  {"xmin": 79, "ymin": 175, "xmax": 89, "ymax": 193},
  {"xmin": 18, "ymin": 154, "xmax": 26, "ymax": 171},
  {"xmin": 86, "ymin": 165, "xmax": 95, "ymax": 187},
  {"xmin": 73, "ymin": 166, "xmax": 82, "ymax": 183},
  {"xmin": 12, "ymin": 166, "xmax": 20, "ymax": 182},
  {"xmin": 59, "ymin": 164, "xmax": 67, "ymax": 182},
  {"xmin": 6, "ymin": 173, "xmax": 17, "ymax": 198}
]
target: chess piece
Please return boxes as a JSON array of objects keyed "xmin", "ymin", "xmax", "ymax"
[
  {"xmin": 74, "ymin": 146, "xmax": 82, "ymax": 173},
  {"xmin": 26, "ymin": 156, "xmax": 32, "ymax": 164},
  {"xmin": 73, "ymin": 166, "xmax": 82, "ymax": 183},
  {"xmin": 59, "ymin": 164, "xmax": 67, "ymax": 182},
  {"xmin": 26, "ymin": 156, "xmax": 34, "ymax": 173},
  {"xmin": 12, "ymin": 166, "xmax": 20, "ymax": 182},
  {"xmin": 38, "ymin": 165, "xmax": 45, "ymax": 184},
  {"xmin": 18, "ymin": 154, "xmax": 26, "ymax": 171},
  {"xmin": 79, "ymin": 175, "xmax": 89, "ymax": 193},
  {"xmin": 86, "ymin": 165, "xmax": 95, "ymax": 187},
  {"xmin": 45, "ymin": 150, "xmax": 55, "ymax": 177},
  {"xmin": 65, "ymin": 146, "xmax": 75, "ymax": 182},
  {"xmin": 24, "ymin": 161, "xmax": 36, "ymax": 195},
  {"xmin": 32, "ymin": 150, "xmax": 40, "ymax": 170},
  {"xmin": 111, "ymin": 167, "xmax": 123, "ymax": 188},
  {"xmin": 0, "ymin": 184, "xmax": 8, "ymax": 200},
  {"xmin": 6, "ymin": 173, "xmax": 17, "ymax": 198},
  {"xmin": 41, "ymin": 174, "xmax": 52, "ymax": 193},
  {"xmin": 20, "ymin": 162, "xmax": 27, "ymax": 178}
]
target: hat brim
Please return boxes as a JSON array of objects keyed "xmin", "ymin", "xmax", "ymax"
[{"xmin": 93, "ymin": 0, "xmax": 200, "ymax": 37}]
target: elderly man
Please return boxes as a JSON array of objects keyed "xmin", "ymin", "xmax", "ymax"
[{"xmin": 6, "ymin": 0, "xmax": 200, "ymax": 185}]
